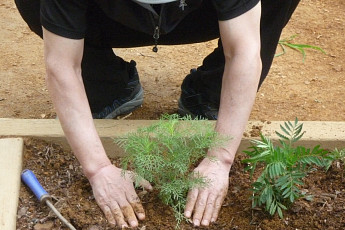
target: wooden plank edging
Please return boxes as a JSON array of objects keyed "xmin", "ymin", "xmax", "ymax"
[
  {"xmin": 0, "ymin": 119, "xmax": 344, "ymax": 158},
  {"xmin": 0, "ymin": 138, "xmax": 24, "ymax": 230}
]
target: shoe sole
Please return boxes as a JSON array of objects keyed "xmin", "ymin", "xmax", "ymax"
[{"xmin": 104, "ymin": 86, "xmax": 144, "ymax": 119}]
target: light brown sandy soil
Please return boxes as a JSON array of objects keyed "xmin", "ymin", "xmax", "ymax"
[{"xmin": 0, "ymin": 0, "xmax": 344, "ymax": 121}]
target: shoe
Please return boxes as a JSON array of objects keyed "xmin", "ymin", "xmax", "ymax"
[
  {"xmin": 178, "ymin": 69, "xmax": 219, "ymax": 120},
  {"xmin": 92, "ymin": 60, "xmax": 144, "ymax": 119}
]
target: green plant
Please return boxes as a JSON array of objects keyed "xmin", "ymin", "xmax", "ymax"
[
  {"xmin": 276, "ymin": 34, "xmax": 326, "ymax": 61},
  {"xmin": 242, "ymin": 118, "xmax": 329, "ymax": 218},
  {"xmin": 325, "ymin": 148, "xmax": 345, "ymax": 171},
  {"xmin": 115, "ymin": 114, "xmax": 226, "ymax": 227}
]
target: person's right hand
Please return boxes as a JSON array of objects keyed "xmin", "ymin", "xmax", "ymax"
[{"xmin": 88, "ymin": 164, "xmax": 152, "ymax": 228}]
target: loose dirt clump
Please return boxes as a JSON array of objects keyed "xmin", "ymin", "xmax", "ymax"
[{"xmin": 249, "ymin": 125, "xmax": 263, "ymax": 137}]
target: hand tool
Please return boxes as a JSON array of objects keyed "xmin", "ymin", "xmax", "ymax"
[{"xmin": 21, "ymin": 169, "xmax": 77, "ymax": 230}]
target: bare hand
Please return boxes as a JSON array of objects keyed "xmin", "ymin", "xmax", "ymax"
[
  {"xmin": 184, "ymin": 157, "xmax": 231, "ymax": 227},
  {"xmin": 88, "ymin": 164, "xmax": 152, "ymax": 228}
]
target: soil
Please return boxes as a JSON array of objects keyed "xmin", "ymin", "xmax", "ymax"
[
  {"xmin": 1, "ymin": 0, "xmax": 344, "ymax": 229},
  {"xmin": 18, "ymin": 138, "xmax": 345, "ymax": 230}
]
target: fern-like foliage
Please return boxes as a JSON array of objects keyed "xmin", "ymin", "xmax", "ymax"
[
  {"xmin": 115, "ymin": 114, "xmax": 227, "ymax": 228},
  {"xmin": 243, "ymin": 118, "xmax": 330, "ymax": 218}
]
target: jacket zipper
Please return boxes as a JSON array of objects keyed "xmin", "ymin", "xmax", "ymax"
[
  {"xmin": 150, "ymin": 5, "xmax": 163, "ymax": 52},
  {"xmin": 179, "ymin": 0, "xmax": 187, "ymax": 10},
  {"xmin": 152, "ymin": 25, "xmax": 160, "ymax": 52},
  {"xmin": 149, "ymin": 2, "xmax": 187, "ymax": 52}
]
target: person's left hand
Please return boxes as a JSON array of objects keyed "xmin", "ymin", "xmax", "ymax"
[{"xmin": 184, "ymin": 156, "xmax": 232, "ymax": 227}]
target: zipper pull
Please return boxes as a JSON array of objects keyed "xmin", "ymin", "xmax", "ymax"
[
  {"xmin": 152, "ymin": 26, "xmax": 160, "ymax": 52},
  {"xmin": 179, "ymin": 0, "xmax": 187, "ymax": 11}
]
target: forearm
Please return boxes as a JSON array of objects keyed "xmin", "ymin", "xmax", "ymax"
[
  {"xmin": 212, "ymin": 55, "xmax": 261, "ymax": 165},
  {"xmin": 46, "ymin": 68, "xmax": 111, "ymax": 179},
  {"xmin": 42, "ymin": 28, "xmax": 112, "ymax": 179},
  {"xmin": 210, "ymin": 2, "xmax": 262, "ymax": 167}
]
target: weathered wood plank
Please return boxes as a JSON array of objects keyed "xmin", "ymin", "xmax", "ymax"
[
  {"xmin": 0, "ymin": 138, "xmax": 24, "ymax": 230},
  {"xmin": 0, "ymin": 119, "xmax": 344, "ymax": 158}
]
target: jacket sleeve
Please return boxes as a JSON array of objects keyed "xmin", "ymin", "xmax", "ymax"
[{"xmin": 212, "ymin": 0, "xmax": 260, "ymax": 21}]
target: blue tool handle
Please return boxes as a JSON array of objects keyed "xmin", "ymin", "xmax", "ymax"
[{"xmin": 21, "ymin": 169, "xmax": 50, "ymax": 202}]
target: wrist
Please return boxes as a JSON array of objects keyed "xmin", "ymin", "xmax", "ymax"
[
  {"xmin": 83, "ymin": 159, "xmax": 113, "ymax": 180},
  {"xmin": 207, "ymin": 147, "xmax": 235, "ymax": 169}
]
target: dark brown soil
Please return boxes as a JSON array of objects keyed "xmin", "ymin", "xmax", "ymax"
[{"xmin": 17, "ymin": 138, "xmax": 345, "ymax": 230}]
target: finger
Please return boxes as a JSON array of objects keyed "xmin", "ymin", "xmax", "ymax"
[
  {"xmin": 110, "ymin": 202, "xmax": 128, "ymax": 228},
  {"xmin": 126, "ymin": 193, "xmax": 146, "ymax": 220},
  {"xmin": 138, "ymin": 178, "xmax": 153, "ymax": 191},
  {"xmin": 184, "ymin": 188, "xmax": 199, "ymax": 219},
  {"xmin": 192, "ymin": 191, "xmax": 208, "ymax": 226},
  {"xmin": 100, "ymin": 205, "xmax": 116, "ymax": 227},
  {"xmin": 131, "ymin": 202, "xmax": 146, "ymax": 220},
  {"xmin": 126, "ymin": 171, "xmax": 153, "ymax": 191},
  {"xmin": 211, "ymin": 195, "xmax": 224, "ymax": 223},
  {"xmin": 121, "ymin": 205, "xmax": 139, "ymax": 228},
  {"xmin": 201, "ymin": 194, "xmax": 217, "ymax": 226}
]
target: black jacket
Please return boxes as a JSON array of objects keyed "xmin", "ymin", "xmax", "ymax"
[{"xmin": 96, "ymin": 0, "xmax": 203, "ymax": 36}]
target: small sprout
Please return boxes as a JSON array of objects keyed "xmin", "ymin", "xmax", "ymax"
[
  {"xmin": 275, "ymin": 34, "xmax": 326, "ymax": 61},
  {"xmin": 325, "ymin": 148, "xmax": 345, "ymax": 172}
]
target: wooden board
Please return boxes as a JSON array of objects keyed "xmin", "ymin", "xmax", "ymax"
[
  {"xmin": 0, "ymin": 119, "xmax": 345, "ymax": 158},
  {"xmin": 0, "ymin": 138, "xmax": 24, "ymax": 230}
]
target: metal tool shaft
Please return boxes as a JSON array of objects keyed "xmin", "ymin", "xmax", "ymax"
[{"xmin": 45, "ymin": 200, "xmax": 76, "ymax": 230}]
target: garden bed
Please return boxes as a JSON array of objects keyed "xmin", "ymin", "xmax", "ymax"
[{"xmin": 16, "ymin": 128, "xmax": 345, "ymax": 230}]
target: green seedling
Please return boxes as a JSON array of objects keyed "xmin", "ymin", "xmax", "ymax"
[
  {"xmin": 330, "ymin": 148, "xmax": 345, "ymax": 163},
  {"xmin": 115, "ymin": 114, "xmax": 227, "ymax": 228},
  {"xmin": 276, "ymin": 34, "xmax": 326, "ymax": 61},
  {"xmin": 325, "ymin": 148, "xmax": 345, "ymax": 173},
  {"xmin": 242, "ymin": 118, "xmax": 329, "ymax": 218}
]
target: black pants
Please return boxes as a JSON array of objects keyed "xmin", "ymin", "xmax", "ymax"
[{"xmin": 15, "ymin": 0, "xmax": 300, "ymax": 111}]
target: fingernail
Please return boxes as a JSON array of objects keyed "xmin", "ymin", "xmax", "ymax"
[
  {"xmin": 211, "ymin": 218, "xmax": 216, "ymax": 223},
  {"xmin": 130, "ymin": 221, "xmax": 138, "ymax": 227},
  {"xmin": 194, "ymin": 219, "xmax": 200, "ymax": 226},
  {"xmin": 202, "ymin": 220, "xmax": 209, "ymax": 226},
  {"xmin": 138, "ymin": 213, "xmax": 145, "ymax": 220},
  {"xmin": 185, "ymin": 211, "xmax": 191, "ymax": 218}
]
